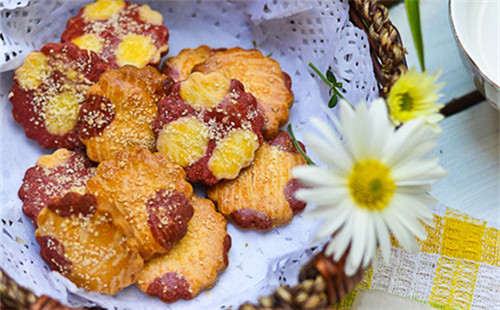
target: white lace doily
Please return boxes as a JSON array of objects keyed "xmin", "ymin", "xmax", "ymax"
[
  {"xmin": 0, "ymin": 0, "xmax": 29, "ymax": 10},
  {"xmin": 0, "ymin": 1, "xmax": 378, "ymax": 309}
]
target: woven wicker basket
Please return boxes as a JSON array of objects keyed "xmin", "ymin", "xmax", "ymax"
[{"xmin": 0, "ymin": 0, "xmax": 408, "ymax": 309}]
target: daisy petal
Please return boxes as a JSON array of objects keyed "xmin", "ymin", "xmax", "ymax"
[
  {"xmin": 348, "ymin": 209, "xmax": 367, "ymax": 273},
  {"xmin": 362, "ymin": 214, "xmax": 376, "ymax": 268},
  {"xmin": 373, "ymin": 213, "xmax": 392, "ymax": 264},
  {"xmin": 368, "ymin": 99, "xmax": 394, "ymax": 159},
  {"xmin": 292, "ymin": 165, "xmax": 343, "ymax": 187},
  {"xmin": 383, "ymin": 207, "xmax": 420, "ymax": 253},
  {"xmin": 295, "ymin": 187, "xmax": 347, "ymax": 206},
  {"xmin": 393, "ymin": 158, "xmax": 447, "ymax": 185},
  {"xmin": 309, "ymin": 118, "xmax": 353, "ymax": 170},
  {"xmin": 321, "ymin": 104, "xmax": 343, "ymax": 134},
  {"xmin": 382, "ymin": 119, "xmax": 429, "ymax": 166},
  {"xmin": 311, "ymin": 207, "xmax": 350, "ymax": 240},
  {"xmin": 392, "ymin": 206, "xmax": 428, "ymax": 240},
  {"xmin": 341, "ymin": 102, "xmax": 370, "ymax": 161},
  {"xmin": 345, "ymin": 254, "xmax": 360, "ymax": 276},
  {"xmin": 303, "ymin": 132, "xmax": 351, "ymax": 174},
  {"xmin": 331, "ymin": 217, "xmax": 354, "ymax": 262},
  {"xmin": 392, "ymin": 140, "xmax": 438, "ymax": 168},
  {"xmin": 392, "ymin": 192, "xmax": 435, "ymax": 226},
  {"xmin": 396, "ymin": 185, "xmax": 433, "ymax": 195}
]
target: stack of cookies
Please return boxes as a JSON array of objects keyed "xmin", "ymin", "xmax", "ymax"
[{"xmin": 10, "ymin": 0, "xmax": 308, "ymax": 303}]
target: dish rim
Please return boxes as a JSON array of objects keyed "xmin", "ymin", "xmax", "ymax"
[{"xmin": 448, "ymin": 0, "xmax": 500, "ymax": 90}]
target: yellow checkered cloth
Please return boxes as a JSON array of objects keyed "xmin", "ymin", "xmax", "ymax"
[{"xmin": 337, "ymin": 205, "xmax": 500, "ymax": 310}]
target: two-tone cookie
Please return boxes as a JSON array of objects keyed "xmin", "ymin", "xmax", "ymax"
[
  {"xmin": 136, "ymin": 195, "xmax": 231, "ymax": 302},
  {"xmin": 86, "ymin": 149, "xmax": 194, "ymax": 260},
  {"xmin": 79, "ymin": 65, "xmax": 173, "ymax": 162},
  {"xmin": 19, "ymin": 148, "xmax": 97, "ymax": 226},
  {"xmin": 9, "ymin": 42, "xmax": 109, "ymax": 150},
  {"xmin": 161, "ymin": 45, "xmax": 219, "ymax": 82},
  {"xmin": 207, "ymin": 131, "xmax": 307, "ymax": 230},
  {"xmin": 153, "ymin": 71, "xmax": 264, "ymax": 185},
  {"xmin": 193, "ymin": 47, "xmax": 294, "ymax": 139},
  {"xmin": 61, "ymin": 0, "xmax": 169, "ymax": 69},
  {"xmin": 35, "ymin": 192, "xmax": 143, "ymax": 294}
]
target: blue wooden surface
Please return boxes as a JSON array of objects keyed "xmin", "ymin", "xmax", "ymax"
[{"xmin": 389, "ymin": 1, "xmax": 499, "ymax": 222}]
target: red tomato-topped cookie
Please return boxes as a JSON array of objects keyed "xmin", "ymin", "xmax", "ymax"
[
  {"xmin": 86, "ymin": 149, "xmax": 194, "ymax": 260},
  {"xmin": 9, "ymin": 42, "xmax": 110, "ymax": 150},
  {"xmin": 153, "ymin": 71, "xmax": 264, "ymax": 185},
  {"xmin": 61, "ymin": 0, "xmax": 169, "ymax": 69},
  {"xmin": 136, "ymin": 195, "xmax": 231, "ymax": 303},
  {"xmin": 35, "ymin": 192, "xmax": 143, "ymax": 295},
  {"xmin": 207, "ymin": 131, "xmax": 307, "ymax": 230},
  {"xmin": 79, "ymin": 65, "xmax": 174, "ymax": 163},
  {"xmin": 19, "ymin": 148, "xmax": 97, "ymax": 226},
  {"xmin": 193, "ymin": 47, "xmax": 294, "ymax": 139}
]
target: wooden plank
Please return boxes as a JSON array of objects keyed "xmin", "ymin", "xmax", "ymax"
[
  {"xmin": 389, "ymin": 2, "xmax": 499, "ymax": 222},
  {"xmin": 430, "ymin": 102, "xmax": 499, "ymax": 221}
]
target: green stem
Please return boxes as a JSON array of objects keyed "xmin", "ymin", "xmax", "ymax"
[
  {"xmin": 287, "ymin": 124, "xmax": 315, "ymax": 166},
  {"xmin": 336, "ymin": 89, "xmax": 346, "ymax": 100},
  {"xmin": 308, "ymin": 62, "xmax": 333, "ymax": 88}
]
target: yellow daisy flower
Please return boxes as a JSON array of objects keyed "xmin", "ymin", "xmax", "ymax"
[{"xmin": 387, "ymin": 67, "xmax": 444, "ymax": 130}]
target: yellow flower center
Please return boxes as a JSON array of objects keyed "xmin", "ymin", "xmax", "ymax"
[
  {"xmin": 386, "ymin": 67, "xmax": 444, "ymax": 125},
  {"xmin": 348, "ymin": 159, "xmax": 396, "ymax": 210},
  {"xmin": 399, "ymin": 93, "xmax": 413, "ymax": 111}
]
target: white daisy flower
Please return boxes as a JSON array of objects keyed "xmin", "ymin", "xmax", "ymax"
[{"xmin": 292, "ymin": 98, "xmax": 447, "ymax": 276}]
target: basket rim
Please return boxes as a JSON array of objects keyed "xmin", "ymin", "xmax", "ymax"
[{"xmin": 349, "ymin": 0, "xmax": 409, "ymax": 97}]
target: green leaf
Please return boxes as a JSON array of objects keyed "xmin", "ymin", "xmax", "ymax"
[
  {"xmin": 328, "ymin": 95, "xmax": 339, "ymax": 108},
  {"xmin": 326, "ymin": 69, "xmax": 336, "ymax": 83},
  {"xmin": 287, "ymin": 124, "xmax": 315, "ymax": 165},
  {"xmin": 308, "ymin": 62, "xmax": 349, "ymax": 108},
  {"xmin": 405, "ymin": 0, "xmax": 425, "ymax": 71}
]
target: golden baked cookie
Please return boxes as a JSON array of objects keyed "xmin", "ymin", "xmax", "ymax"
[
  {"xmin": 9, "ymin": 42, "xmax": 110, "ymax": 150},
  {"xmin": 35, "ymin": 192, "xmax": 143, "ymax": 295},
  {"xmin": 61, "ymin": 0, "xmax": 169, "ymax": 69},
  {"xmin": 153, "ymin": 71, "xmax": 264, "ymax": 185},
  {"xmin": 79, "ymin": 65, "xmax": 174, "ymax": 162},
  {"xmin": 207, "ymin": 130, "xmax": 307, "ymax": 230},
  {"xmin": 161, "ymin": 45, "xmax": 220, "ymax": 82},
  {"xmin": 193, "ymin": 47, "xmax": 294, "ymax": 139},
  {"xmin": 86, "ymin": 149, "xmax": 194, "ymax": 260},
  {"xmin": 19, "ymin": 148, "xmax": 96, "ymax": 226},
  {"xmin": 136, "ymin": 195, "xmax": 231, "ymax": 303}
]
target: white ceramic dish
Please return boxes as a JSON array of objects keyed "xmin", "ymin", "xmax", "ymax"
[{"xmin": 449, "ymin": 0, "xmax": 500, "ymax": 108}]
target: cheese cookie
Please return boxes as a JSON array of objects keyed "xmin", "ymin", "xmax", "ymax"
[
  {"xmin": 9, "ymin": 42, "xmax": 109, "ymax": 150},
  {"xmin": 35, "ymin": 192, "xmax": 143, "ymax": 295},
  {"xmin": 153, "ymin": 71, "xmax": 264, "ymax": 185},
  {"xmin": 61, "ymin": 0, "xmax": 169, "ymax": 69},
  {"xmin": 193, "ymin": 47, "xmax": 293, "ymax": 139},
  {"xmin": 207, "ymin": 131, "xmax": 307, "ymax": 230},
  {"xmin": 79, "ymin": 65, "xmax": 174, "ymax": 162},
  {"xmin": 136, "ymin": 195, "xmax": 231, "ymax": 302},
  {"xmin": 86, "ymin": 149, "xmax": 194, "ymax": 260},
  {"xmin": 19, "ymin": 148, "xmax": 96, "ymax": 226}
]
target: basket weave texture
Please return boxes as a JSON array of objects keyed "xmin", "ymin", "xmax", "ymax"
[{"xmin": 349, "ymin": 0, "xmax": 408, "ymax": 95}]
